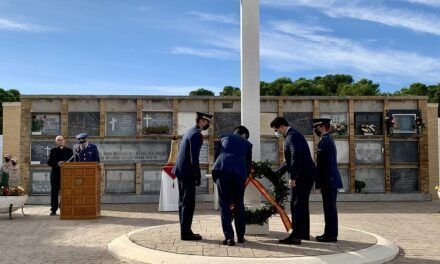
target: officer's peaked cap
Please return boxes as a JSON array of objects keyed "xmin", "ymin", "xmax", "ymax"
[{"xmin": 312, "ymin": 118, "xmax": 331, "ymax": 127}]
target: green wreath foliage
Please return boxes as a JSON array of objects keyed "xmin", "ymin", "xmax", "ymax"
[{"xmin": 244, "ymin": 161, "xmax": 289, "ymax": 225}]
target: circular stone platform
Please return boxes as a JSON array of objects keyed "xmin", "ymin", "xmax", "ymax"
[{"xmin": 108, "ymin": 221, "xmax": 398, "ymax": 264}]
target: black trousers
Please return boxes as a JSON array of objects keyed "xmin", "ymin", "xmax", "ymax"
[
  {"xmin": 50, "ymin": 176, "xmax": 60, "ymax": 213},
  {"xmin": 216, "ymin": 171, "xmax": 246, "ymax": 240},
  {"xmin": 178, "ymin": 178, "xmax": 196, "ymax": 235},
  {"xmin": 290, "ymin": 181, "xmax": 313, "ymax": 239},
  {"xmin": 321, "ymin": 187, "xmax": 338, "ymax": 237}
]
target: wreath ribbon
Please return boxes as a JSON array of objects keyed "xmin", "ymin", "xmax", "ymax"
[{"xmin": 245, "ymin": 176, "xmax": 292, "ymax": 232}]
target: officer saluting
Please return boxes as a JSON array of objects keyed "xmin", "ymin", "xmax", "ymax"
[
  {"xmin": 74, "ymin": 133, "xmax": 100, "ymax": 162},
  {"xmin": 172, "ymin": 112, "xmax": 213, "ymax": 241},
  {"xmin": 313, "ymin": 118, "xmax": 343, "ymax": 243}
]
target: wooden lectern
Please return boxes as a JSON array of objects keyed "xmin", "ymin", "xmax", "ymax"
[{"xmin": 60, "ymin": 162, "xmax": 101, "ymax": 220}]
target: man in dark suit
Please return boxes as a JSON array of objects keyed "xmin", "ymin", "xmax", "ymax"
[
  {"xmin": 172, "ymin": 112, "xmax": 213, "ymax": 240},
  {"xmin": 74, "ymin": 133, "xmax": 100, "ymax": 162},
  {"xmin": 47, "ymin": 135, "xmax": 73, "ymax": 216},
  {"xmin": 270, "ymin": 117, "xmax": 316, "ymax": 245},
  {"xmin": 212, "ymin": 125, "xmax": 252, "ymax": 246},
  {"xmin": 313, "ymin": 118, "xmax": 343, "ymax": 243}
]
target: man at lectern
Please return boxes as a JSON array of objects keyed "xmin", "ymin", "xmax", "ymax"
[
  {"xmin": 74, "ymin": 133, "xmax": 100, "ymax": 162},
  {"xmin": 47, "ymin": 135, "xmax": 73, "ymax": 216}
]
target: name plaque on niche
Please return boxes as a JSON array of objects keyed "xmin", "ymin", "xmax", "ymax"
[
  {"xmin": 355, "ymin": 141, "xmax": 384, "ymax": 164},
  {"xmin": 96, "ymin": 141, "xmax": 170, "ymax": 164},
  {"xmin": 31, "ymin": 141, "xmax": 55, "ymax": 164},
  {"xmin": 105, "ymin": 170, "xmax": 136, "ymax": 193},
  {"xmin": 31, "ymin": 113, "xmax": 61, "ymax": 135},
  {"xmin": 284, "ymin": 112, "xmax": 313, "ymax": 135},
  {"xmin": 391, "ymin": 168, "xmax": 418, "ymax": 193},
  {"xmin": 68, "ymin": 112, "xmax": 100, "ymax": 136},
  {"xmin": 30, "ymin": 170, "xmax": 51, "ymax": 194},
  {"xmin": 214, "ymin": 113, "xmax": 241, "ymax": 135},
  {"xmin": 106, "ymin": 112, "xmax": 137, "ymax": 136}
]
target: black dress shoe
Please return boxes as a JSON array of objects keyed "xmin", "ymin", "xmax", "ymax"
[
  {"xmin": 301, "ymin": 235, "xmax": 311, "ymax": 241},
  {"xmin": 50, "ymin": 212, "xmax": 56, "ymax": 216},
  {"xmin": 237, "ymin": 237, "xmax": 245, "ymax": 243},
  {"xmin": 315, "ymin": 234, "xmax": 325, "ymax": 240},
  {"xmin": 222, "ymin": 239, "xmax": 235, "ymax": 246},
  {"xmin": 181, "ymin": 234, "xmax": 202, "ymax": 241},
  {"xmin": 316, "ymin": 236, "xmax": 337, "ymax": 242},
  {"xmin": 279, "ymin": 237, "xmax": 301, "ymax": 245}
]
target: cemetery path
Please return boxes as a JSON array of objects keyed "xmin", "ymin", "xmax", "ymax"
[{"xmin": 0, "ymin": 201, "xmax": 439, "ymax": 263}]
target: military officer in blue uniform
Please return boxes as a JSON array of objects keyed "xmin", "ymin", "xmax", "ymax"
[
  {"xmin": 270, "ymin": 117, "xmax": 316, "ymax": 245},
  {"xmin": 313, "ymin": 118, "xmax": 343, "ymax": 243},
  {"xmin": 172, "ymin": 112, "xmax": 213, "ymax": 241},
  {"xmin": 212, "ymin": 125, "xmax": 252, "ymax": 246},
  {"xmin": 74, "ymin": 133, "xmax": 100, "ymax": 162}
]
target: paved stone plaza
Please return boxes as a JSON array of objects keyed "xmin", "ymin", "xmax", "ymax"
[{"xmin": 0, "ymin": 201, "xmax": 439, "ymax": 263}]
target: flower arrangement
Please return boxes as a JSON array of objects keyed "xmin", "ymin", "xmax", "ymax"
[
  {"xmin": 385, "ymin": 116, "xmax": 396, "ymax": 136},
  {"xmin": 360, "ymin": 123, "xmax": 377, "ymax": 135},
  {"xmin": 414, "ymin": 116, "xmax": 425, "ymax": 135},
  {"xmin": 0, "ymin": 186, "xmax": 25, "ymax": 196},
  {"xmin": 331, "ymin": 121, "xmax": 347, "ymax": 136}
]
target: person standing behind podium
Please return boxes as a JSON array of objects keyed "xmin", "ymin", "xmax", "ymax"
[
  {"xmin": 74, "ymin": 133, "xmax": 100, "ymax": 162},
  {"xmin": 212, "ymin": 125, "xmax": 252, "ymax": 246},
  {"xmin": 47, "ymin": 135, "xmax": 73, "ymax": 216},
  {"xmin": 172, "ymin": 112, "xmax": 213, "ymax": 241}
]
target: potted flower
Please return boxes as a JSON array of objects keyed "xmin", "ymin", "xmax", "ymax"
[
  {"xmin": 355, "ymin": 180, "xmax": 366, "ymax": 193},
  {"xmin": 331, "ymin": 121, "xmax": 347, "ymax": 136},
  {"xmin": 414, "ymin": 116, "xmax": 425, "ymax": 135},
  {"xmin": 360, "ymin": 123, "xmax": 376, "ymax": 136},
  {"xmin": 385, "ymin": 117, "xmax": 396, "ymax": 136}
]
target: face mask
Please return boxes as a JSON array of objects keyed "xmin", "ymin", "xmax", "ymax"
[
  {"xmin": 12, "ymin": 162, "xmax": 16, "ymax": 166},
  {"xmin": 274, "ymin": 131, "xmax": 281, "ymax": 138},
  {"xmin": 202, "ymin": 124, "xmax": 210, "ymax": 130},
  {"xmin": 314, "ymin": 128, "xmax": 322, "ymax": 137},
  {"xmin": 4, "ymin": 158, "xmax": 10, "ymax": 162}
]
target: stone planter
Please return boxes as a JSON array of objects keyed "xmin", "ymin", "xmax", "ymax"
[{"xmin": 0, "ymin": 195, "xmax": 28, "ymax": 220}]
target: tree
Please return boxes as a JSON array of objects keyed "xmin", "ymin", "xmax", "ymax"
[
  {"xmin": 219, "ymin": 86, "xmax": 241, "ymax": 96},
  {"xmin": 189, "ymin": 88, "xmax": 214, "ymax": 96},
  {"xmin": 394, "ymin": 82, "xmax": 440, "ymax": 103},
  {"xmin": 337, "ymin": 79, "xmax": 380, "ymax": 96},
  {"xmin": 0, "ymin": 88, "xmax": 21, "ymax": 134},
  {"xmin": 314, "ymin": 74, "xmax": 353, "ymax": 95},
  {"xmin": 261, "ymin": 77, "xmax": 292, "ymax": 96}
]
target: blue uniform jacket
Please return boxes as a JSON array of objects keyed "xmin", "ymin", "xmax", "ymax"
[
  {"xmin": 276, "ymin": 127, "xmax": 316, "ymax": 184},
  {"xmin": 172, "ymin": 125, "xmax": 203, "ymax": 181},
  {"xmin": 76, "ymin": 143, "xmax": 100, "ymax": 162},
  {"xmin": 212, "ymin": 134, "xmax": 253, "ymax": 180},
  {"xmin": 316, "ymin": 133, "xmax": 343, "ymax": 189}
]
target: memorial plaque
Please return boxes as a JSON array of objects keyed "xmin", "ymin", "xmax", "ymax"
[
  {"xmin": 31, "ymin": 141, "xmax": 55, "ymax": 164},
  {"xmin": 68, "ymin": 112, "xmax": 100, "ymax": 136},
  {"xmin": 105, "ymin": 170, "xmax": 135, "ymax": 193},
  {"xmin": 355, "ymin": 141, "xmax": 384, "ymax": 164},
  {"xmin": 284, "ymin": 112, "xmax": 313, "ymax": 135},
  {"xmin": 355, "ymin": 168, "xmax": 384, "ymax": 193},
  {"xmin": 106, "ymin": 112, "xmax": 136, "ymax": 136},
  {"xmin": 31, "ymin": 113, "xmax": 61, "ymax": 135},
  {"xmin": 142, "ymin": 112, "xmax": 173, "ymax": 135},
  {"xmin": 142, "ymin": 169, "xmax": 162, "ymax": 194},
  {"xmin": 335, "ymin": 141, "xmax": 349, "ymax": 164},
  {"xmin": 94, "ymin": 141, "xmax": 170, "ymax": 164},
  {"xmin": 390, "ymin": 141, "xmax": 418, "ymax": 163},
  {"xmin": 391, "ymin": 168, "xmax": 419, "ymax": 193},
  {"xmin": 30, "ymin": 170, "xmax": 51, "ymax": 194},
  {"xmin": 339, "ymin": 168, "xmax": 349, "ymax": 192},
  {"xmin": 355, "ymin": 112, "xmax": 383, "ymax": 135},
  {"xmin": 196, "ymin": 169, "xmax": 209, "ymax": 194},
  {"xmin": 261, "ymin": 141, "xmax": 278, "ymax": 163},
  {"xmin": 392, "ymin": 114, "xmax": 416, "ymax": 134},
  {"xmin": 214, "ymin": 113, "xmax": 241, "ymax": 135}
]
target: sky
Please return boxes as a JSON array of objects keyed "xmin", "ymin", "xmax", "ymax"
[{"xmin": 0, "ymin": 0, "xmax": 439, "ymax": 95}]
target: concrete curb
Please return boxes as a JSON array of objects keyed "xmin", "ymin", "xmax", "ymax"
[{"xmin": 108, "ymin": 225, "xmax": 399, "ymax": 264}]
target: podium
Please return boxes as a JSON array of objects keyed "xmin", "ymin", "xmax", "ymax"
[{"xmin": 60, "ymin": 162, "xmax": 101, "ymax": 220}]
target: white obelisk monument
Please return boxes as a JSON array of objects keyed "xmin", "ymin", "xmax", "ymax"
[{"xmin": 241, "ymin": 0, "xmax": 268, "ymax": 234}]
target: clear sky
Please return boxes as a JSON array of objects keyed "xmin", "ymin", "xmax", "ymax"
[{"xmin": 0, "ymin": 0, "xmax": 439, "ymax": 95}]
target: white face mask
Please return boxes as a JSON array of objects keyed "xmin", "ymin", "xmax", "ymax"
[{"xmin": 274, "ymin": 131, "xmax": 281, "ymax": 138}]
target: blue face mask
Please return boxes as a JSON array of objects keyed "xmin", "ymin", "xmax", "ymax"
[{"xmin": 274, "ymin": 131, "xmax": 281, "ymax": 138}]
